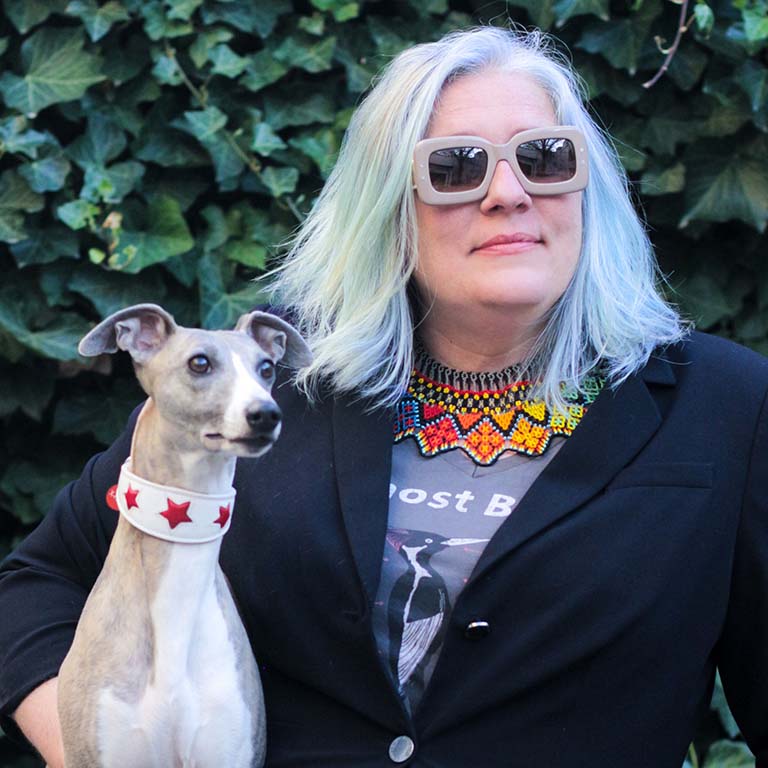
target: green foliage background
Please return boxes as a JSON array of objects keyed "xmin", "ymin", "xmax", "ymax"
[{"xmin": 0, "ymin": 0, "xmax": 766, "ymax": 764}]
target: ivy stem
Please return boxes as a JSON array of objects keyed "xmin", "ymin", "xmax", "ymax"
[
  {"xmin": 283, "ymin": 195, "xmax": 306, "ymax": 223},
  {"xmin": 163, "ymin": 41, "xmax": 262, "ymax": 175},
  {"xmin": 164, "ymin": 42, "xmax": 207, "ymax": 106},
  {"xmin": 642, "ymin": 0, "xmax": 691, "ymax": 88}
]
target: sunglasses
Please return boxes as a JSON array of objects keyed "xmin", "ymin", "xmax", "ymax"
[{"xmin": 412, "ymin": 126, "xmax": 589, "ymax": 205}]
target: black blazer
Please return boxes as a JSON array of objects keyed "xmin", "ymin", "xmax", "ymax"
[{"xmin": 1, "ymin": 331, "xmax": 767, "ymax": 767}]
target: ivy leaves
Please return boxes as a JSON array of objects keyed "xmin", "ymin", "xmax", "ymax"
[
  {"xmin": 681, "ymin": 137, "xmax": 768, "ymax": 231},
  {"xmin": 0, "ymin": 27, "xmax": 105, "ymax": 115},
  {"xmin": 0, "ymin": 170, "xmax": 44, "ymax": 242},
  {"xmin": 0, "ymin": 0, "xmax": 766, "ymax": 550}
]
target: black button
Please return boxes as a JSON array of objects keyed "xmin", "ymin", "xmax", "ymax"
[{"xmin": 464, "ymin": 620, "xmax": 491, "ymax": 639}]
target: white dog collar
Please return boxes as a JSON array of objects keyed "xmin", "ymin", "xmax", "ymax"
[{"xmin": 116, "ymin": 459, "xmax": 236, "ymax": 544}]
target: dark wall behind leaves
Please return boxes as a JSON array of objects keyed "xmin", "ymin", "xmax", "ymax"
[{"xmin": 0, "ymin": 0, "xmax": 765, "ymax": 765}]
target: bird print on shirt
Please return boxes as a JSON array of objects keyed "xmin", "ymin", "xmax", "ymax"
[{"xmin": 386, "ymin": 528, "xmax": 488, "ymax": 700}]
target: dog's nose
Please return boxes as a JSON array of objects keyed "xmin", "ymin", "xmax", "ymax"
[{"xmin": 246, "ymin": 403, "xmax": 282, "ymax": 433}]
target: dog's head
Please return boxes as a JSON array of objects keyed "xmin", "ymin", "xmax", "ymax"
[{"xmin": 79, "ymin": 304, "xmax": 312, "ymax": 458}]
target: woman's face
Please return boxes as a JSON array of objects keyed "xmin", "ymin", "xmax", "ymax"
[{"xmin": 413, "ymin": 69, "xmax": 584, "ymax": 348}]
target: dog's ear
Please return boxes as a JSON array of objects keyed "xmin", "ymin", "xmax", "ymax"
[
  {"xmin": 235, "ymin": 311, "xmax": 313, "ymax": 368},
  {"xmin": 79, "ymin": 304, "xmax": 177, "ymax": 364}
]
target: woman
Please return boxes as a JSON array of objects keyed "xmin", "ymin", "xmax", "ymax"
[{"xmin": 2, "ymin": 26, "xmax": 767, "ymax": 768}]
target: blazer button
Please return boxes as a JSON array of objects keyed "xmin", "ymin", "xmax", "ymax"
[
  {"xmin": 464, "ymin": 620, "xmax": 491, "ymax": 639},
  {"xmin": 389, "ymin": 735, "xmax": 415, "ymax": 763}
]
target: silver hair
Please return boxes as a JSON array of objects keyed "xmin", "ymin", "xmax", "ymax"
[{"xmin": 270, "ymin": 25, "xmax": 687, "ymax": 409}]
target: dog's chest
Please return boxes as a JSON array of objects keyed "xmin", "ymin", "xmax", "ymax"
[{"xmin": 96, "ymin": 546, "xmax": 257, "ymax": 767}]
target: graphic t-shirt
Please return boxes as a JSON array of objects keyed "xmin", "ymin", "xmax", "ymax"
[{"xmin": 373, "ymin": 437, "xmax": 563, "ymax": 713}]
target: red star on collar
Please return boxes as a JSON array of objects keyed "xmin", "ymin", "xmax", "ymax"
[
  {"xmin": 124, "ymin": 485, "xmax": 140, "ymax": 510},
  {"xmin": 214, "ymin": 504, "xmax": 230, "ymax": 528},
  {"xmin": 160, "ymin": 498, "xmax": 192, "ymax": 529}
]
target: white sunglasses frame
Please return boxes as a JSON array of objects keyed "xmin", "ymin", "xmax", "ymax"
[{"xmin": 412, "ymin": 126, "xmax": 589, "ymax": 205}]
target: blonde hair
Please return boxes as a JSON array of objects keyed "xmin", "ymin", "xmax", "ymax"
[{"xmin": 270, "ymin": 26, "xmax": 686, "ymax": 409}]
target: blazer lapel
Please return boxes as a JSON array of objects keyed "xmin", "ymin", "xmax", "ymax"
[
  {"xmin": 470, "ymin": 355, "xmax": 677, "ymax": 584},
  {"xmin": 332, "ymin": 394, "xmax": 394, "ymax": 605}
]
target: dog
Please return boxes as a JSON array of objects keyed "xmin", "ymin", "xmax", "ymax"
[{"xmin": 56, "ymin": 303, "xmax": 311, "ymax": 768}]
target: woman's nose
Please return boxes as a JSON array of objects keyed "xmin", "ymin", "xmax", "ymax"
[{"xmin": 479, "ymin": 160, "xmax": 532, "ymax": 212}]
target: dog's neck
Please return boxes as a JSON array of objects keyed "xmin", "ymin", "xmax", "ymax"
[
  {"xmin": 115, "ymin": 399, "xmax": 238, "ymax": 546},
  {"xmin": 131, "ymin": 398, "xmax": 237, "ymax": 495},
  {"xmin": 111, "ymin": 397, "xmax": 237, "ymax": 691}
]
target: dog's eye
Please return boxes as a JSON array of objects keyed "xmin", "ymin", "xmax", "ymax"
[
  {"xmin": 259, "ymin": 360, "xmax": 276, "ymax": 381},
  {"xmin": 188, "ymin": 355, "xmax": 212, "ymax": 374}
]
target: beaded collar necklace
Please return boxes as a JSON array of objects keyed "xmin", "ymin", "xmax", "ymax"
[{"xmin": 393, "ymin": 346, "xmax": 605, "ymax": 466}]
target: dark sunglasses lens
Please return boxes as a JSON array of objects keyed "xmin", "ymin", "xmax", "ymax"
[
  {"xmin": 428, "ymin": 147, "xmax": 488, "ymax": 192},
  {"xmin": 517, "ymin": 138, "xmax": 576, "ymax": 183}
]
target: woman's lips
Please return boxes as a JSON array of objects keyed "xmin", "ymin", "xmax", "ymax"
[{"xmin": 472, "ymin": 233, "xmax": 541, "ymax": 253}]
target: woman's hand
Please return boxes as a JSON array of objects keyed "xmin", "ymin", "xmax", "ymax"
[{"xmin": 13, "ymin": 677, "xmax": 65, "ymax": 768}]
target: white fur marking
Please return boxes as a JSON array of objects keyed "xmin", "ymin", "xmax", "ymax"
[
  {"xmin": 97, "ymin": 545, "xmax": 254, "ymax": 767},
  {"xmin": 224, "ymin": 352, "xmax": 271, "ymax": 430}
]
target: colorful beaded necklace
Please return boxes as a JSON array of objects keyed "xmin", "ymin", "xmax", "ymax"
[{"xmin": 393, "ymin": 347, "xmax": 605, "ymax": 466}]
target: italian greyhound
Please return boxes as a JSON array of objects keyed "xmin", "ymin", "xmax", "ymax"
[{"xmin": 56, "ymin": 303, "xmax": 311, "ymax": 768}]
